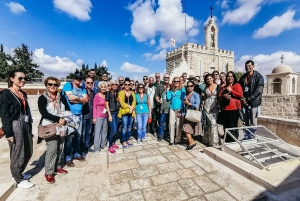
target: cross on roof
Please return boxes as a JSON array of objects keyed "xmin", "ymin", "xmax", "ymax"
[
  {"xmin": 281, "ymin": 55, "xmax": 284, "ymax": 65},
  {"xmin": 210, "ymin": 6, "xmax": 213, "ymax": 18}
]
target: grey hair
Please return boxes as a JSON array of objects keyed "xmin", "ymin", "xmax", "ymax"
[{"xmin": 98, "ymin": 81, "xmax": 108, "ymax": 88}]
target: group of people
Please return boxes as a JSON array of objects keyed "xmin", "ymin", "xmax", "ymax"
[{"xmin": 0, "ymin": 60, "xmax": 264, "ymax": 188}]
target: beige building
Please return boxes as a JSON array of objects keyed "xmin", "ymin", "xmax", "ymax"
[{"xmin": 166, "ymin": 17, "xmax": 235, "ymax": 80}]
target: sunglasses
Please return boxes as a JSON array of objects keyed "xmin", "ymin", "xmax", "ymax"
[
  {"xmin": 213, "ymin": 74, "xmax": 219, "ymax": 76},
  {"xmin": 194, "ymin": 79, "xmax": 199, "ymax": 81},
  {"xmin": 47, "ymin": 83, "xmax": 59, "ymax": 87},
  {"xmin": 155, "ymin": 77, "xmax": 160, "ymax": 79},
  {"xmin": 139, "ymin": 87, "xmax": 144, "ymax": 89},
  {"xmin": 86, "ymin": 82, "xmax": 93, "ymax": 84},
  {"xmin": 119, "ymin": 80, "xmax": 124, "ymax": 82},
  {"xmin": 102, "ymin": 75, "xmax": 108, "ymax": 77},
  {"xmin": 187, "ymin": 85, "xmax": 194, "ymax": 88},
  {"xmin": 124, "ymin": 84, "xmax": 130, "ymax": 86},
  {"xmin": 143, "ymin": 78, "xmax": 148, "ymax": 80},
  {"xmin": 18, "ymin": 77, "xmax": 27, "ymax": 81},
  {"xmin": 164, "ymin": 77, "xmax": 170, "ymax": 79},
  {"xmin": 173, "ymin": 81, "xmax": 180, "ymax": 83},
  {"xmin": 111, "ymin": 83, "xmax": 118, "ymax": 86}
]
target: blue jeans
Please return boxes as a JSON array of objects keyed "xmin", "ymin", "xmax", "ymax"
[
  {"xmin": 121, "ymin": 115, "xmax": 134, "ymax": 143},
  {"xmin": 136, "ymin": 113, "xmax": 149, "ymax": 140},
  {"xmin": 158, "ymin": 113, "xmax": 167, "ymax": 138},
  {"xmin": 64, "ymin": 114, "xmax": 83, "ymax": 162},
  {"xmin": 108, "ymin": 112, "xmax": 118, "ymax": 148},
  {"xmin": 81, "ymin": 119, "xmax": 92, "ymax": 157}
]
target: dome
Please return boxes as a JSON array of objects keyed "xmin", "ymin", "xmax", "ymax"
[{"xmin": 272, "ymin": 64, "xmax": 293, "ymax": 74}]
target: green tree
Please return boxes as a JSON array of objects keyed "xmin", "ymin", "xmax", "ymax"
[
  {"xmin": 66, "ymin": 63, "xmax": 111, "ymax": 81},
  {"xmin": 0, "ymin": 44, "xmax": 10, "ymax": 81},
  {"xmin": 235, "ymin": 71, "xmax": 244, "ymax": 81},
  {"xmin": 10, "ymin": 43, "xmax": 43, "ymax": 81}
]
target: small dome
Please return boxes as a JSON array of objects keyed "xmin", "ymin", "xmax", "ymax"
[{"xmin": 272, "ymin": 64, "xmax": 293, "ymax": 74}]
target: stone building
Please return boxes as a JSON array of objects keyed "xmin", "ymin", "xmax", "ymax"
[{"xmin": 166, "ymin": 16, "xmax": 234, "ymax": 80}]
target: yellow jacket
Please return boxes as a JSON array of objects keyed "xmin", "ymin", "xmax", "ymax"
[{"xmin": 118, "ymin": 90, "xmax": 136, "ymax": 118}]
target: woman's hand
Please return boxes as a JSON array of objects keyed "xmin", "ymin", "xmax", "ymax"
[
  {"xmin": 7, "ymin": 137, "xmax": 14, "ymax": 143},
  {"xmin": 108, "ymin": 115, "xmax": 112, "ymax": 122},
  {"xmin": 226, "ymin": 86, "xmax": 232, "ymax": 92},
  {"xmin": 223, "ymin": 94, "xmax": 231, "ymax": 100},
  {"xmin": 177, "ymin": 111, "xmax": 182, "ymax": 117},
  {"xmin": 92, "ymin": 118, "xmax": 96, "ymax": 124},
  {"xmin": 57, "ymin": 118, "xmax": 66, "ymax": 126},
  {"xmin": 183, "ymin": 99, "xmax": 189, "ymax": 105}
]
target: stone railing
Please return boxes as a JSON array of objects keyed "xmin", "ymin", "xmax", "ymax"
[{"xmin": 261, "ymin": 95, "xmax": 300, "ymax": 120}]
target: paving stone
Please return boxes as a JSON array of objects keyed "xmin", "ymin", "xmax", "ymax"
[
  {"xmin": 156, "ymin": 161, "xmax": 184, "ymax": 173},
  {"xmin": 194, "ymin": 176, "xmax": 220, "ymax": 192},
  {"xmin": 156, "ymin": 141, "xmax": 169, "ymax": 147},
  {"xmin": 178, "ymin": 179, "xmax": 204, "ymax": 197},
  {"xmin": 168, "ymin": 145, "xmax": 183, "ymax": 152},
  {"xmin": 109, "ymin": 159, "xmax": 139, "ymax": 173},
  {"xmin": 191, "ymin": 166, "xmax": 206, "ymax": 176},
  {"xmin": 177, "ymin": 168, "xmax": 197, "ymax": 179},
  {"xmin": 114, "ymin": 148, "xmax": 124, "ymax": 155},
  {"xmin": 188, "ymin": 197, "xmax": 206, "ymax": 201},
  {"xmin": 143, "ymin": 182, "xmax": 189, "ymax": 201},
  {"xmin": 78, "ymin": 186, "xmax": 109, "ymax": 201},
  {"xmin": 191, "ymin": 156, "xmax": 219, "ymax": 172},
  {"xmin": 130, "ymin": 178, "xmax": 153, "ymax": 190},
  {"xmin": 163, "ymin": 153, "xmax": 180, "ymax": 161},
  {"xmin": 204, "ymin": 190, "xmax": 236, "ymax": 201},
  {"xmin": 110, "ymin": 191, "xmax": 145, "ymax": 201},
  {"xmin": 146, "ymin": 140, "xmax": 159, "ymax": 144},
  {"xmin": 135, "ymin": 148, "xmax": 161, "ymax": 158},
  {"xmin": 173, "ymin": 150, "xmax": 194, "ymax": 159},
  {"xmin": 158, "ymin": 146, "xmax": 171, "ymax": 153},
  {"xmin": 109, "ymin": 182, "xmax": 131, "ymax": 196},
  {"xmin": 137, "ymin": 155, "xmax": 168, "ymax": 167},
  {"xmin": 132, "ymin": 166, "xmax": 160, "ymax": 179},
  {"xmin": 43, "ymin": 181, "xmax": 80, "ymax": 201},
  {"xmin": 87, "ymin": 151, "xmax": 107, "ymax": 167},
  {"xmin": 109, "ymin": 152, "xmax": 136, "ymax": 163},
  {"xmin": 123, "ymin": 146, "xmax": 144, "ymax": 153},
  {"xmin": 142, "ymin": 144, "xmax": 159, "ymax": 150},
  {"xmin": 179, "ymin": 159, "xmax": 197, "ymax": 168},
  {"xmin": 188, "ymin": 149, "xmax": 203, "ymax": 157},
  {"xmin": 151, "ymin": 171, "xmax": 181, "ymax": 185},
  {"xmin": 109, "ymin": 170, "xmax": 134, "ymax": 184}
]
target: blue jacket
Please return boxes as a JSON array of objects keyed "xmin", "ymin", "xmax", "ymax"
[{"xmin": 183, "ymin": 91, "xmax": 200, "ymax": 115}]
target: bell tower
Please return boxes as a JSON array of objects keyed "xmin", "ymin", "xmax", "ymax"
[{"xmin": 205, "ymin": 7, "xmax": 218, "ymax": 49}]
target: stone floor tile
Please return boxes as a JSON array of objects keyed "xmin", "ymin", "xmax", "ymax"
[
  {"xmin": 176, "ymin": 168, "xmax": 197, "ymax": 179},
  {"xmin": 157, "ymin": 141, "xmax": 169, "ymax": 147},
  {"xmin": 163, "ymin": 153, "xmax": 180, "ymax": 161},
  {"xmin": 132, "ymin": 166, "xmax": 160, "ymax": 178},
  {"xmin": 143, "ymin": 182, "xmax": 189, "ymax": 201},
  {"xmin": 179, "ymin": 159, "xmax": 197, "ymax": 168},
  {"xmin": 188, "ymin": 149, "xmax": 203, "ymax": 158},
  {"xmin": 158, "ymin": 146, "xmax": 171, "ymax": 154},
  {"xmin": 173, "ymin": 150, "xmax": 195, "ymax": 160},
  {"xmin": 191, "ymin": 156, "xmax": 219, "ymax": 172},
  {"xmin": 137, "ymin": 155, "xmax": 168, "ymax": 167},
  {"xmin": 168, "ymin": 145, "xmax": 183, "ymax": 152},
  {"xmin": 109, "ymin": 152, "xmax": 136, "ymax": 163},
  {"xmin": 123, "ymin": 145, "xmax": 144, "ymax": 153},
  {"xmin": 109, "ymin": 182, "xmax": 131, "ymax": 196},
  {"xmin": 178, "ymin": 179, "xmax": 204, "ymax": 197},
  {"xmin": 130, "ymin": 178, "xmax": 153, "ymax": 190},
  {"xmin": 109, "ymin": 159, "xmax": 139, "ymax": 173},
  {"xmin": 87, "ymin": 151, "xmax": 107, "ymax": 167},
  {"xmin": 204, "ymin": 190, "xmax": 236, "ymax": 201},
  {"xmin": 109, "ymin": 170, "xmax": 134, "ymax": 184},
  {"xmin": 142, "ymin": 144, "xmax": 159, "ymax": 150},
  {"xmin": 43, "ymin": 181, "xmax": 80, "ymax": 201},
  {"xmin": 151, "ymin": 171, "xmax": 181, "ymax": 185},
  {"xmin": 191, "ymin": 166, "xmax": 206, "ymax": 176},
  {"xmin": 194, "ymin": 176, "xmax": 220, "ymax": 192},
  {"xmin": 188, "ymin": 197, "xmax": 206, "ymax": 201},
  {"xmin": 114, "ymin": 148, "xmax": 124, "ymax": 155},
  {"xmin": 135, "ymin": 149, "xmax": 161, "ymax": 158},
  {"xmin": 78, "ymin": 186, "xmax": 109, "ymax": 201},
  {"xmin": 156, "ymin": 161, "xmax": 184, "ymax": 173},
  {"xmin": 146, "ymin": 140, "xmax": 159, "ymax": 144},
  {"xmin": 110, "ymin": 191, "xmax": 145, "ymax": 201}
]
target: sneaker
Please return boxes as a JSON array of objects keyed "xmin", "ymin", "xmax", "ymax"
[
  {"xmin": 56, "ymin": 168, "xmax": 68, "ymax": 175},
  {"xmin": 112, "ymin": 144, "xmax": 119, "ymax": 149},
  {"xmin": 12, "ymin": 173, "xmax": 32, "ymax": 181},
  {"xmin": 141, "ymin": 139, "xmax": 146, "ymax": 144},
  {"xmin": 157, "ymin": 137, "xmax": 162, "ymax": 142},
  {"xmin": 18, "ymin": 180, "xmax": 35, "ymax": 188},
  {"xmin": 102, "ymin": 147, "xmax": 108, "ymax": 151},
  {"xmin": 44, "ymin": 174, "xmax": 55, "ymax": 184},
  {"xmin": 108, "ymin": 147, "xmax": 116, "ymax": 154},
  {"xmin": 95, "ymin": 151, "xmax": 100, "ymax": 155}
]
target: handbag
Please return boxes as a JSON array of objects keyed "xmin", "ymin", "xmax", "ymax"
[
  {"xmin": 0, "ymin": 127, "xmax": 4, "ymax": 139},
  {"xmin": 233, "ymin": 99, "xmax": 244, "ymax": 122},
  {"xmin": 38, "ymin": 123, "xmax": 57, "ymax": 139},
  {"xmin": 185, "ymin": 108, "xmax": 201, "ymax": 122}
]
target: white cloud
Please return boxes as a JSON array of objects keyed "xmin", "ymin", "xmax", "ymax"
[
  {"xmin": 5, "ymin": 2, "xmax": 26, "ymax": 14},
  {"xmin": 253, "ymin": 10, "xmax": 300, "ymax": 39},
  {"xmin": 53, "ymin": 0, "xmax": 92, "ymax": 21},
  {"xmin": 222, "ymin": 0, "xmax": 264, "ymax": 25},
  {"xmin": 149, "ymin": 39, "xmax": 156, "ymax": 45},
  {"xmin": 108, "ymin": 71, "xmax": 117, "ymax": 80},
  {"xmin": 143, "ymin": 49, "xmax": 166, "ymax": 61},
  {"xmin": 100, "ymin": 60, "xmax": 108, "ymax": 67},
  {"xmin": 32, "ymin": 48, "xmax": 83, "ymax": 78},
  {"xmin": 235, "ymin": 51, "xmax": 300, "ymax": 79},
  {"xmin": 128, "ymin": 0, "xmax": 199, "ymax": 49},
  {"xmin": 120, "ymin": 62, "xmax": 149, "ymax": 73}
]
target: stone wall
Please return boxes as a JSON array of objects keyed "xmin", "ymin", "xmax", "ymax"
[{"xmin": 261, "ymin": 95, "xmax": 300, "ymax": 120}]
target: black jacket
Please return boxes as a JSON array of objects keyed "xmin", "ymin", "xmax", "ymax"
[
  {"xmin": 106, "ymin": 91, "xmax": 119, "ymax": 112},
  {"xmin": 238, "ymin": 70, "xmax": 264, "ymax": 108}
]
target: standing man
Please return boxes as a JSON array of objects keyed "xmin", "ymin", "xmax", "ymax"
[
  {"xmin": 143, "ymin": 76, "xmax": 149, "ymax": 89},
  {"xmin": 212, "ymin": 70, "xmax": 220, "ymax": 84},
  {"xmin": 182, "ymin": 72, "xmax": 188, "ymax": 86},
  {"xmin": 147, "ymin": 77, "xmax": 157, "ymax": 137},
  {"xmin": 199, "ymin": 72, "xmax": 208, "ymax": 92},
  {"xmin": 130, "ymin": 80, "xmax": 135, "ymax": 91},
  {"xmin": 155, "ymin": 74, "xmax": 171, "ymax": 141},
  {"xmin": 239, "ymin": 60, "xmax": 264, "ymax": 137},
  {"xmin": 62, "ymin": 72, "xmax": 88, "ymax": 167},
  {"xmin": 82, "ymin": 76, "xmax": 95, "ymax": 157},
  {"xmin": 192, "ymin": 75, "xmax": 202, "ymax": 95},
  {"xmin": 82, "ymin": 69, "xmax": 99, "ymax": 93},
  {"xmin": 118, "ymin": 76, "xmax": 124, "ymax": 92},
  {"xmin": 154, "ymin": 73, "xmax": 163, "ymax": 87}
]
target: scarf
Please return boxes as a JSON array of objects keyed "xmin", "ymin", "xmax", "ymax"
[{"xmin": 43, "ymin": 90, "xmax": 61, "ymax": 114}]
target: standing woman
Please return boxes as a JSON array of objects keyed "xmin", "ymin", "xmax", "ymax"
[
  {"xmin": 0, "ymin": 70, "xmax": 34, "ymax": 188},
  {"xmin": 167, "ymin": 77, "xmax": 186, "ymax": 145},
  {"xmin": 218, "ymin": 71, "xmax": 243, "ymax": 142},
  {"xmin": 93, "ymin": 82, "xmax": 112, "ymax": 154},
  {"xmin": 182, "ymin": 81, "xmax": 201, "ymax": 150},
  {"xmin": 106, "ymin": 80, "xmax": 120, "ymax": 154},
  {"xmin": 118, "ymin": 78, "xmax": 136, "ymax": 148},
  {"xmin": 203, "ymin": 73, "xmax": 219, "ymax": 147},
  {"xmin": 220, "ymin": 72, "xmax": 226, "ymax": 88},
  {"xmin": 38, "ymin": 76, "xmax": 68, "ymax": 184},
  {"xmin": 135, "ymin": 84, "xmax": 151, "ymax": 143}
]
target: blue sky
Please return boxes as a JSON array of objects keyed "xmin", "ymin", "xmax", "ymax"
[{"xmin": 1, "ymin": 0, "xmax": 300, "ymax": 80}]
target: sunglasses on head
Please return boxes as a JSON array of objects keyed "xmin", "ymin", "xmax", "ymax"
[
  {"xmin": 47, "ymin": 83, "xmax": 59, "ymax": 87},
  {"xmin": 86, "ymin": 82, "xmax": 93, "ymax": 84},
  {"xmin": 18, "ymin": 77, "xmax": 26, "ymax": 81}
]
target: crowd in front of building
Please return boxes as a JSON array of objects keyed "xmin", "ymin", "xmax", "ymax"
[{"xmin": 0, "ymin": 60, "xmax": 264, "ymax": 188}]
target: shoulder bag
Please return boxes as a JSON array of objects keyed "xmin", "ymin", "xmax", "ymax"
[
  {"xmin": 233, "ymin": 99, "xmax": 244, "ymax": 122},
  {"xmin": 38, "ymin": 123, "xmax": 57, "ymax": 139},
  {"xmin": 185, "ymin": 94, "xmax": 201, "ymax": 122}
]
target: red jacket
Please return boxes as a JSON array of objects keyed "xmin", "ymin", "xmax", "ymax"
[{"xmin": 218, "ymin": 83, "xmax": 243, "ymax": 111}]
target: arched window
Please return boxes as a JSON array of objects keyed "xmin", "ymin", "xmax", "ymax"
[
  {"xmin": 273, "ymin": 78, "xmax": 282, "ymax": 94},
  {"xmin": 211, "ymin": 27, "xmax": 215, "ymax": 47},
  {"xmin": 292, "ymin": 78, "xmax": 296, "ymax": 94}
]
